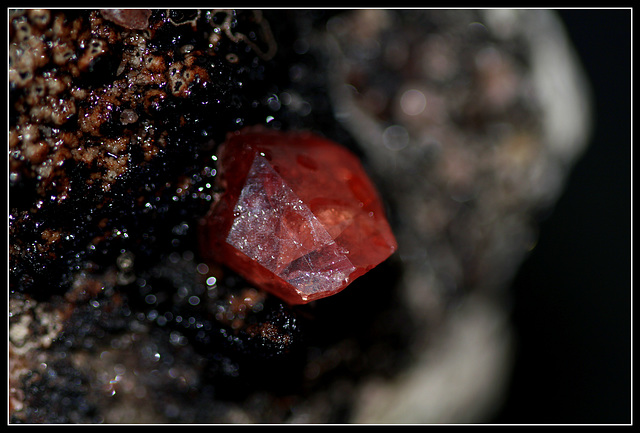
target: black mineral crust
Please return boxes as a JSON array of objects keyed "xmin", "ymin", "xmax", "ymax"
[
  {"xmin": 10, "ymin": 9, "xmax": 579, "ymax": 424},
  {"xmin": 9, "ymin": 9, "xmax": 411, "ymax": 423}
]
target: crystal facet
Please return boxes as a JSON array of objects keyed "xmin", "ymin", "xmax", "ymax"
[{"xmin": 200, "ymin": 127, "xmax": 397, "ymax": 304}]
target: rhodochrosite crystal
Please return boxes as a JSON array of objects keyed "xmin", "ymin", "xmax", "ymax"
[{"xmin": 200, "ymin": 127, "xmax": 397, "ymax": 304}]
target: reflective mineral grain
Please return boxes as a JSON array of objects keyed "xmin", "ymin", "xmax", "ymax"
[{"xmin": 200, "ymin": 127, "xmax": 397, "ymax": 304}]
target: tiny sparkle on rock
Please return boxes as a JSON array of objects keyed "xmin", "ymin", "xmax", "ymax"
[{"xmin": 199, "ymin": 127, "xmax": 397, "ymax": 304}]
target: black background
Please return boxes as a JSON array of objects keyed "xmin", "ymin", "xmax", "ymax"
[{"xmin": 490, "ymin": 9, "xmax": 631, "ymax": 424}]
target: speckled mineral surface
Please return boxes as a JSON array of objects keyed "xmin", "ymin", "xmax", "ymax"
[{"xmin": 9, "ymin": 9, "xmax": 590, "ymax": 424}]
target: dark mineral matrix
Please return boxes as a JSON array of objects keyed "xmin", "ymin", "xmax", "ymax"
[
  {"xmin": 10, "ymin": 8, "xmax": 591, "ymax": 424},
  {"xmin": 9, "ymin": 9, "xmax": 408, "ymax": 423}
]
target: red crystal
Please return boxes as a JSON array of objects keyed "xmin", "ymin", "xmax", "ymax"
[{"xmin": 199, "ymin": 127, "xmax": 397, "ymax": 305}]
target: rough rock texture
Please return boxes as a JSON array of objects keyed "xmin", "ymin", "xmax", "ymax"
[{"xmin": 9, "ymin": 9, "xmax": 590, "ymax": 423}]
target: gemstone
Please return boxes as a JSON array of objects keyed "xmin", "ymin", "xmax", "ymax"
[{"xmin": 199, "ymin": 127, "xmax": 397, "ymax": 305}]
